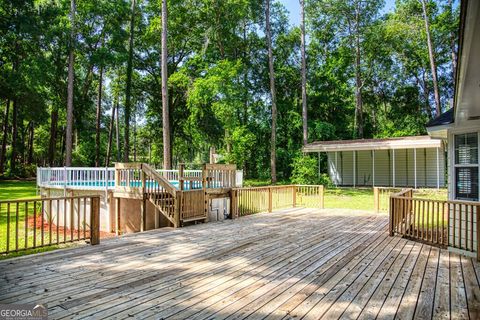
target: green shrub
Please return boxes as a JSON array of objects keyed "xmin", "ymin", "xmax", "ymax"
[{"xmin": 290, "ymin": 154, "xmax": 332, "ymax": 186}]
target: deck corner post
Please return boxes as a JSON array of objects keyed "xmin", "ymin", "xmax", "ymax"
[
  {"xmin": 389, "ymin": 196, "xmax": 394, "ymax": 237},
  {"xmin": 374, "ymin": 187, "xmax": 379, "ymax": 213},
  {"xmin": 230, "ymin": 189, "xmax": 237, "ymax": 219},
  {"xmin": 268, "ymin": 187, "xmax": 273, "ymax": 213},
  {"xmin": 90, "ymin": 196, "xmax": 100, "ymax": 245},
  {"xmin": 174, "ymin": 191, "xmax": 182, "ymax": 228},
  {"xmin": 292, "ymin": 186, "xmax": 297, "ymax": 208},
  {"xmin": 320, "ymin": 185, "xmax": 324, "ymax": 209},
  {"xmin": 140, "ymin": 198, "xmax": 146, "ymax": 232},
  {"xmin": 179, "ymin": 163, "xmax": 185, "ymax": 191},
  {"xmin": 115, "ymin": 197, "xmax": 120, "ymax": 235},
  {"xmin": 477, "ymin": 205, "xmax": 480, "ymax": 262}
]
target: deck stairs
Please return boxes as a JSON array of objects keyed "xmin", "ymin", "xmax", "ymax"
[{"xmin": 142, "ymin": 164, "xmax": 180, "ymax": 226}]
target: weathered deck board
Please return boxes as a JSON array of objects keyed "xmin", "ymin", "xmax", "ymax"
[{"xmin": 0, "ymin": 207, "xmax": 479, "ymax": 320}]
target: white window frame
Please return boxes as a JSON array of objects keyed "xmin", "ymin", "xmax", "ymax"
[{"xmin": 453, "ymin": 131, "xmax": 480, "ymax": 201}]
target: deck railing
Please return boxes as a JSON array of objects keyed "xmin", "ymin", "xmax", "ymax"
[
  {"xmin": 389, "ymin": 189, "xmax": 480, "ymax": 255},
  {"xmin": 38, "ymin": 167, "xmax": 115, "ymax": 190},
  {"xmin": 374, "ymin": 187, "xmax": 404, "ymax": 213},
  {"xmin": 231, "ymin": 185, "xmax": 324, "ymax": 217},
  {"xmin": 0, "ymin": 195, "xmax": 100, "ymax": 254},
  {"xmin": 38, "ymin": 166, "xmax": 242, "ymax": 190}
]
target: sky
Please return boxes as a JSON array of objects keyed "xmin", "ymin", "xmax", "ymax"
[{"xmin": 279, "ymin": 0, "xmax": 397, "ymax": 26}]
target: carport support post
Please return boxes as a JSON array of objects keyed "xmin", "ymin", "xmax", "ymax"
[
  {"xmin": 414, "ymin": 148, "xmax": 417, "ymax": 189},
  {"xmin": 318, "ymin": 152, "xmax": 321, "ymax": 177},
  {"xmin": 353, "ymin": 151, "xmax": 356, "ymax": 188},
  {"xmin": 372, "ymin": 150, "xmax": 375, "ymax": 187},
  {"xmin": 436, "ymin": 147, "xmax": 440, "ymax": 189},
  {"xmin": 392, "ymin": 149, "xmax": 396, "ymax": 188},
  {"xmin": 335, "ymin": 151, "xmax": 338, "ymax": 186}
]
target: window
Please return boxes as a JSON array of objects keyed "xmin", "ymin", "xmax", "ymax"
[{"xmin": 454, "ymin": 133, "xmax": 479, "ymax": 201}]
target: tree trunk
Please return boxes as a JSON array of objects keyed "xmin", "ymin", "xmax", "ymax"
[
  {"xmin": 27, "ymin": 121, "xmax": 34, "ymax": 165},
  {"xmin": 448, "ymin": 0, "xmax": 457, "ymax": 81},
  {"xmin": 10, "ymin": 100, "xmax": 18, "ymax": 174},
  {"xmin": 300, "ymin": 0, "xmax": 308, "ymax": 145},
  {"xmin": 0, "ymin": 100, "xmax": 10, "ymax": 174},
  {"xmin": 242, "ymin": 19, "xmax": 249, "ymax": 125},
  {"xmin": 265, "ymin": 0, "xmax": 277, "ymax": 184},
  {"xmin": 65, "ymin": 0, "xmax": 76, "ymax": 166},
  {"xmin": 124, "ymin": 0, "xmax": 136, "ymax": 163},
  {"xmin": 106, "ymin": 93, "xmax": 118, "ymax": 167},
  {"xmin": 161, "ymin": 0, "xmax": 171, "ymax": 169},
  {"xmin": 133, "ymin": 111, "xmax": 137, "ymax": 162},
  {"xmin": 95, "ymin": 65, "xmax": 104, "ymax": 167},
  {"xmin": 60, "ymin": 126, "xmax": 66, "ymax": 164},
  {"xmin": 115, "ymin": 101, "xmax": 121, "ymax": 162},
  {"xmin": 354, "ymin": 6, "xmax": 364, "ymax": 138},
  {"xmin": 420, "ymin": 0, "xmax": 441, "ymax": 116},
  {"xmin": 48, "ymin": 109, "xmax": 58, "ymax": 166}
]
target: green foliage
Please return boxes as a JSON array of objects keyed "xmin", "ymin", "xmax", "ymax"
[
  {"xmin": 224, "ymin": 126, "xmax": 256, "ymax": 168},
  {"xmin": 0, "ymin": 0, "xmax": 460, "ymax": 182},
  {"xmin": 290, "ymin": 154, "xmax": 332, "ymax": 186}
]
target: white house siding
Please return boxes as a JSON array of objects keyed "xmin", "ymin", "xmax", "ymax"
[
  {"xmin": 356, "ymin": 151, "xmax": 372, "ymax": 186},
  {"xmin": 449, "ymin": 205, "xmax": 477, "ymax": 256},
  {"xmin": 446, "ymin": 129, "xmax": 479, "ymax": 257},
  {"xmin": 341, "ymin": 151, "xmax": 354, "ymax": 186},
  {"xmin": 374, "ymin": 150, "xmax": 390, "ymax": 186},
  {"xmin": 326, "ymin": 147, "xmax": 445, "ymax": 188}
]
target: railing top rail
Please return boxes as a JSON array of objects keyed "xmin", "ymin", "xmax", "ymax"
[
  {"xmin": 142, "ymin": 164, "xmax": 178, "ymax": 196},
  {"xmin": 295, "ymin": 185, "xmax": 324, "ymax": 187},
  {"xmin": 391, "ymin": 195, "xmax": 479, "ymax": 206},
  {"xmin": 115, "ymin": 162, "xmax": 142, "ymax": 169},
  {"xmin": 391, "ymin": 188, "xmax": 413, "ymax": 197},
  {"xmin": 0, "ymin": 195, "xmax": 101, "ymax": 204},
  {"xmin": 232, "ymin": 184, "xmax": 322, "ymax": 191},
  {"xmin": 204, "ymin": 164, "xmax": 237, "ymax": 171},
  {"xmin": 39, "ymin": 167, "xmax": 115, "ymax": 170}
]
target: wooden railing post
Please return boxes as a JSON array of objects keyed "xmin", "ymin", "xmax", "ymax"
[
  {"xmin": 174, "ymin": 191, "xmax": 182, "ymax": 228},
  {"xmin": 179, "ymin": 163, "xmax": 185, "ymax": 191},
  {"xmin": 292, "ymin": 186, "xmax": 296, "ymax": 208},
  {"xmin": 114, "ymin": 163, "xmax": 120, "ymax": 189},
  {"xmin": 389, "ymin": 196, "xmax": 394, "ymax": 236},
  {"xmin": 90, "ymin": 196, "xmax": 100, "ymax": 245},
  {"xmin": 268, "ymin": 187, "xmax": 272, "ymax": 213},
  {"xmin": 374, "ymin": 187, "xmax": 379, "ymax": 213},
  {"xmin": 477, "ymin": 205, "xmax": 480, "ymax": 262},
  {"xmin": 319, "ymin": 185, "xmax": 324, "ymax": 209},
  {"xmin": 230, "ymin": 189, "xmax": 237, "ymax": 219}
]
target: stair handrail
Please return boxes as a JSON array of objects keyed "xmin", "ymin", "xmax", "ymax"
[{"xmin": 142, "ymin": 163, "xmax": 178, "ymax": 197}]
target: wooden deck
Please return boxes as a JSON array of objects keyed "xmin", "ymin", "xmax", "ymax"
[{"xmin": 1, "ymin": 208, "xmax": 479, "ymax": 319}]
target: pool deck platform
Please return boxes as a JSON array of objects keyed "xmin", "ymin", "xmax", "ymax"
[{"xmin": 1, "ymin": 208, "xmax": 479, "ymax": 319}]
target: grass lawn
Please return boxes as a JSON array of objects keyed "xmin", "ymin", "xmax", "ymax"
[
  {"xmin": 0, "ymin": 180, "xmax": 38, "ymax": 201},
  {"xmin": 0, "ymin": 180, "xmax": 67, "ymax": 259},
  {"xmin": 324, "ymin": 188, "xmax": 376, "ymax": 211}
]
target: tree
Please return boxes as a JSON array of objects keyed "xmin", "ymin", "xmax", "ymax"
[
  {"xmin": 161, "ymin": 0, "xmax": 171, "ymax": 169},
  {"xmin": 420, "ymin": 0, "xmax": 441, "ymax": 115},
  {"xmin": 0, "ymin": 101, "xmax": 9, "ymax": 173},
  {"xmin": 65, "ymin": 0, "xmax": 76, "ymax": 166},
  {"xmin": 124, "ymin": 0, "xmax": 136, "ymax": 162},
  {"xmin": 265, "ymin": 0, "xmax": 277, "ymax": 184},
  {"xmin": 95, "ymin": 64, "xmax": 104, "ymax": 167},
  {"xmin": 300, "ymin": 0, "xmax": 308, "ymax": 145}
]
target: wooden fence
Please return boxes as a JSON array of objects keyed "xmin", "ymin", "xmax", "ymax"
[
  {"xmin": 0, "ymin": 195, "xmax": 100, "ymax": 255},
  {"xmin": 231, "ymin": 185, "xmax": 324, "ymax": 217},
  {"xmin": 389, "ymin": 189, "xmax": 480, "ymax": 255}
]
